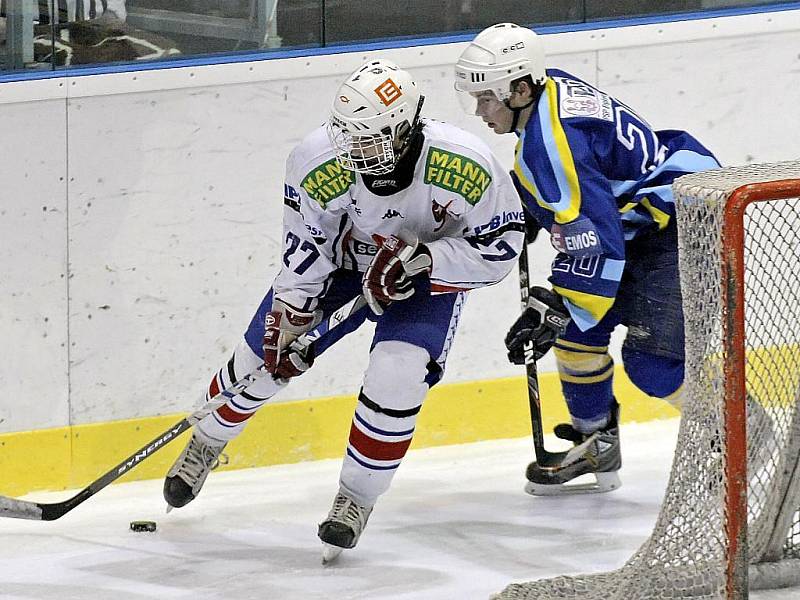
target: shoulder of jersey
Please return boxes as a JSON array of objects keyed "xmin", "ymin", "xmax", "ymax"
[
  {"xmin": 287, "ymin": 125, "xmax": 355, "ymax": 209},
  {"xmin": 287, "ymin": 125, "xmax": 337, "ymax": 173},
  {"xmin": 422, "ymin": 120, "xmax": 496, "ymax": 166},
  {"xmin": 420, "ymin": 120, "xmax": 498, "ymax": 207},
  {"xmin": 547, "ymin": 70, "xmax": 616, "ymax": 124}
]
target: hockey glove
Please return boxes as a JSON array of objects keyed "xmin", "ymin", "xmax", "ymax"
[
  {"xmin": 263, "ymin": 298, "xmax": 321, "ymax": 379},
  {"xmin": 363, "ymin": 231, "xmax": 432, "ymax": 316},
  {"xmin": 523, "ymin": 206, "xmax": 542, "ymax": 244},
  {"xmin": 505, "ymin": 286, "xmax": 571, "ymax": 364}
]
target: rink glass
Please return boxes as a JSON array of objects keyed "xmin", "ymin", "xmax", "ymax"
[{"xmin": 0, "ymin": 1, "xmax": 786, "ymax": 75}]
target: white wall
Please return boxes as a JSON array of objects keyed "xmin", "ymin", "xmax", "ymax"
[{"xmin": 1, "ymin": 9, "xmax": 798, "ymax": 433}]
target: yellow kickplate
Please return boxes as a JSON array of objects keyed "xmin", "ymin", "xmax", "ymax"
[{"xmin": 0, "ymin": 368, "xmax": 678, "ymax": 496}]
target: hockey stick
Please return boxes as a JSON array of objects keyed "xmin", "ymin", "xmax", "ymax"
[
  {"xmin": 517, "ymin": 242, "xmax": 560, "ymax": 467},
  {"xmin": 519, "ymin": 245, "xmax": 622, "ymax": 495},
  {"xmin": 0, "ymin": 294, "xmax": 368, "ymax": 521}
]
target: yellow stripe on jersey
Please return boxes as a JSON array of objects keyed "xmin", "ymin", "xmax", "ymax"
[
  {"xmin": 640, "ymin": 197, "xmax": 671, "ymax": 230},
  {"xmin": 512, "ymin": 79, "xmax": 582, "ymax": 224},
  {"xmin": 543, "ymin": 79, "xmax": 582, "ymax": 224},
  {"xmin": 618, "ymin": 201, "xmax": 637, "ymax": 213},
  {"xmin": 513, "ymin": 139, "xmax": 542, "ymax": 205},
  {"xmin": 553, "ymin": 284, "xmax": 615, "ymax": 325}
]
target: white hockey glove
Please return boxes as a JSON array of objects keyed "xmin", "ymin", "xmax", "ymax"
[
  {"xmin": 263, "ymin": 298, "xmax": 321, "ymax": 379},
  {"xmin": 363, "ymin": 231, "xmax": 432, "ymax": 316}
]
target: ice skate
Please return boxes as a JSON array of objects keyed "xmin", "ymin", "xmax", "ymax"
[
  {"xmin": 163, "ymin": 429, "xmax": 228, "ymax": 510},
  {"xmin": 525, "ymin": 403, "xmax": 622, "ymax": 496},
  {"xmin": 318, "ymin": 491, "xmax": 373, "ymax": 564}
]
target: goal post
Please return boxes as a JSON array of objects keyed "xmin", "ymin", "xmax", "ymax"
[
  {"xmin": 720, "ymin": 171, "xmax": 800, "ymax": 598},
  {"xmin": 494, "ymin": 161, "xmax": 800, "ymax": 600}
]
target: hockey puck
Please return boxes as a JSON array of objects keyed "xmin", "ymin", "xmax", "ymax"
[{"xmin": 130, "ymin": 520, "xmax": 157, "ymax": 533}]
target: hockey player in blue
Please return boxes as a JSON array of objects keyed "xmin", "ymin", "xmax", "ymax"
[{"xmin": 455, "ymin": 23, "xmax": 720, "ymax": 495}]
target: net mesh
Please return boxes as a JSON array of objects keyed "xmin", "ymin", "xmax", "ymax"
[{"xmin": 495, "ymin": 161, "xmax": 800, "ymax": 600}]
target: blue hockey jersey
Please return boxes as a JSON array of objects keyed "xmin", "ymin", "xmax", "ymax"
[{"xmin": 513, "ymin": 69, "xmax": 720, "ymax": 331}]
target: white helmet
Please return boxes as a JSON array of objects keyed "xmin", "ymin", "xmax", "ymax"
[
  {"xmin": 454, "ymin": 23, "xmax": 545, "ymax": 113},
  {"xmin": 328, "ymin": 59, "xmax": 423, "ymax": 175}
]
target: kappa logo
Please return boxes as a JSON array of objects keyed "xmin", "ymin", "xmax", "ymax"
[
  {"xmin": 374, "ymin": 78, "xmax": 402, "ymax": 106},
  {"xmin": 432, "ymin": 198, "xmax": 454, "ymax": 232},
  {"xmin": 381, "ymin": 208, "xmax": 404, "ymax": 220}
]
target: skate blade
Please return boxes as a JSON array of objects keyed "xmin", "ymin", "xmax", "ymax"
[
  {"xmin": 321, "ymin": 543, "xmax": 344, "ymax": 565},
  {"xmin": 524, "ymin": 471, "xmax": 622, "ymax": 496}
]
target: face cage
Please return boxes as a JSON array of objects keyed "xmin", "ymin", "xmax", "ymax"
[{"xmin": 327, "ymin": 123, "xmax": 396, "ymax": 176}]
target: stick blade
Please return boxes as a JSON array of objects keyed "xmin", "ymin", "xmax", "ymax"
[{"xmin": 0, "ymin": 495, "xmax": 44, "ymax": 520}]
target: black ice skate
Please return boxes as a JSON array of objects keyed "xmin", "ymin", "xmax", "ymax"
[
  {"xmin": 525, "ymin": 402, "xmax": 622, "ymax": 496},
  {"xmin": 163, "ymin": 429, "xmax": 227, "ymax": 510},
  {"xmin": 318, "ymin": 491, "xmax": 373, "ymax": 564}
]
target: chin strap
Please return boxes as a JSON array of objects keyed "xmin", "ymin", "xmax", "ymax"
[
  {"xmin": 507, "ymin": 97, "xmax": 537, "ymax": 133},
  {"xmin": 394, "ymin": 94, "xmax": 426, "ymax": 161}
]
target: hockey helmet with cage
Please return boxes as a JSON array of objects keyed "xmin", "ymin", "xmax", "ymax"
[
  {"xmin": 454, "ymin": 23, "xmax": 545, "ymax": 115},
  {"xmin": 328, "ymin": 59, "xmax": 423, "ymax": 175}
]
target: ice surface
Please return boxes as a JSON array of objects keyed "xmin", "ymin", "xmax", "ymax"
[{"xmin": 0, "ymin": 419, "xmax": 795, "ymax": 599}]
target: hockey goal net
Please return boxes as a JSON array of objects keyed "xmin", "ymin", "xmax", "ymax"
[{"xmin": 495, "ymin": 161, "xmax": 800, "ymax": 600}]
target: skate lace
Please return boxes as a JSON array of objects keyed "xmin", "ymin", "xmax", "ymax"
[
  {"xmin": 329, "ymin": 493, "xmax": 368, "ymax": 531},
  {"xmin": 178, "ymin": 435, "xmax": 228, "ymax": 484}
]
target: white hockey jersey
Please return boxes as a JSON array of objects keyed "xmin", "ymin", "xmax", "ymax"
[{"xmin": 274, "ymin": 119, "xmax": 525, "ymax": 311}]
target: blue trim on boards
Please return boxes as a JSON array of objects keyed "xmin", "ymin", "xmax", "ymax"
[{"xmin": 1, "ymin": 1, "xmax": 799, "ymax": 84}]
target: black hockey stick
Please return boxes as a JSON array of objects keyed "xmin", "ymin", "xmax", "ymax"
[
  {"xmin": 0, "ymin": 294, "xmax": 368, "ymax": 521},
  {"xmin": 517, "ymin": 242, "xmax": 560, "ymax": 467}
]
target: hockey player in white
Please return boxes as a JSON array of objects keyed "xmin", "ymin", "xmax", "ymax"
[{"xmin": 163, "ymin": 59, "xmax": 524, "ymax": 561}]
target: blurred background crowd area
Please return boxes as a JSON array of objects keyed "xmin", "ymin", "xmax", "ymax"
[{"xmin": 0, "ymin": 0, "xmax": 779, "ymax": 74}]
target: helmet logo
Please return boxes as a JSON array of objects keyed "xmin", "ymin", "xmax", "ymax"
[
  {"xmin": 374, "ymin": 78, "xmax": 402, "ymax": 106},
  {"xmin": 501, "ymin": 41, "xmax": 525, "ymax": 54},
  {"xmin": 339, "ymin": 95, "xmax": 350, "ymax": 103}
]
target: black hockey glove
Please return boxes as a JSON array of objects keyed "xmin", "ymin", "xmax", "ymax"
[
  {"xmin": 505, "ymin": 287, "xmax": 571, "ymax": 364},
  {"xmin": 523, "ymin": 207, "xmax": 542, "ymax": 244}
]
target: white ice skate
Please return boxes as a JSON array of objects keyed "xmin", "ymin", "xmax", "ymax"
[
  {"xmin": 163, "ymin": 429, "xmax": 227, "ymax": 511},
  {"xmin": 318, "ymin": 491, "xmax": 373, "ymax": 564}
]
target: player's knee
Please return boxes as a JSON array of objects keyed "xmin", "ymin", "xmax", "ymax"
[
  {"xmin": 623, "ymin": 348, "xmax": 684, "ymax": 400},
  {"xmin": 363, "ymin": 341, "xmax": 430, "ymax": 409}
]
